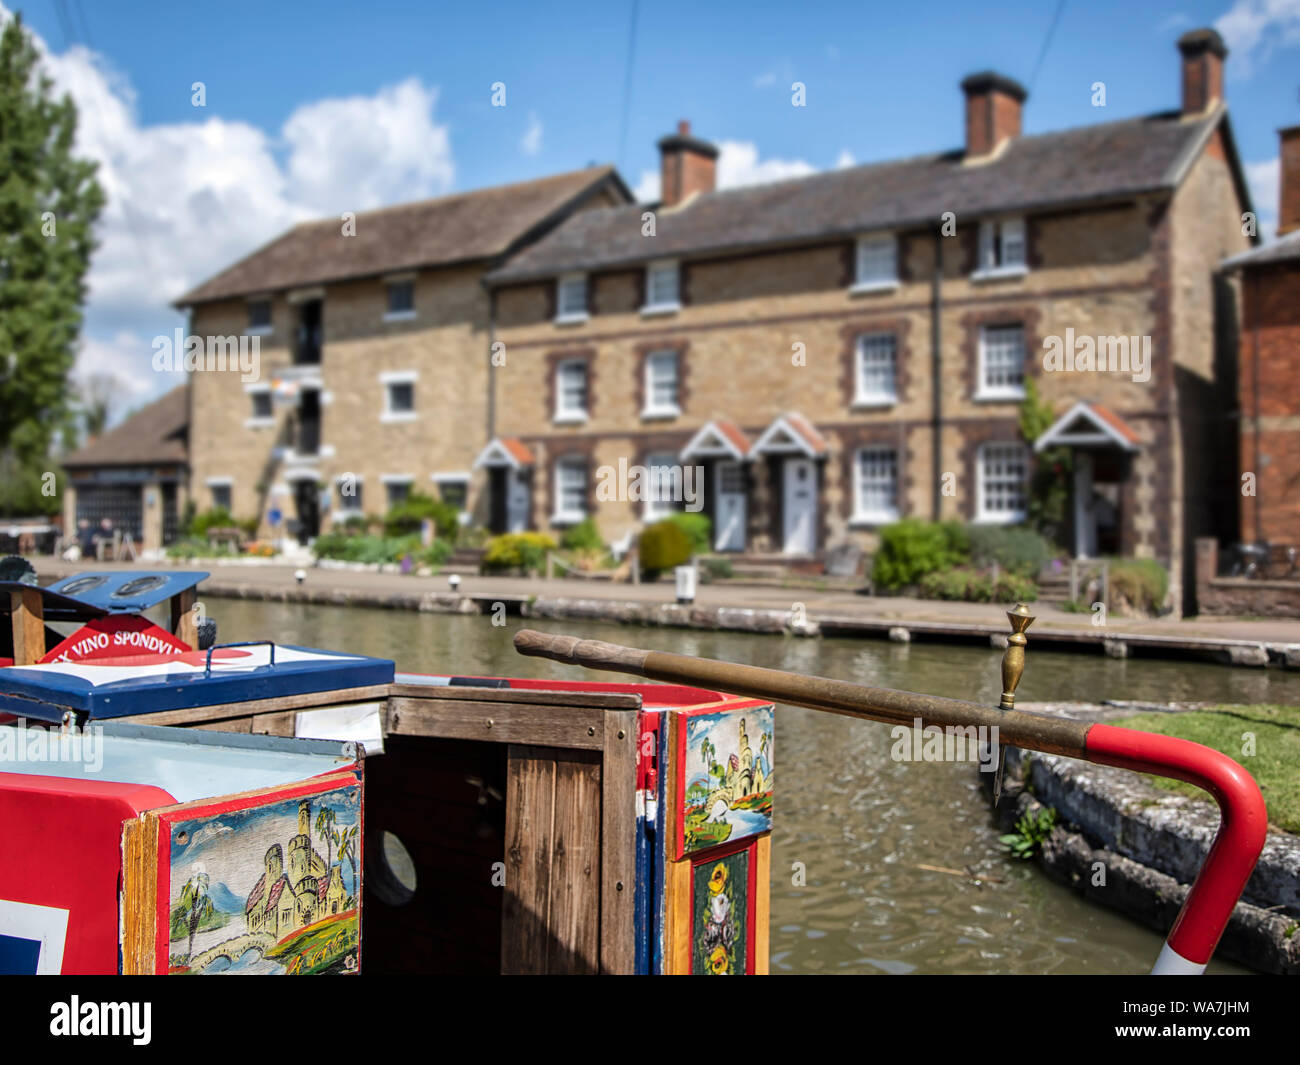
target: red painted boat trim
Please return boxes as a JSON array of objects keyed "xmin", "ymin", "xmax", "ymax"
[{"xmin": 1084, "ymin": 722, "xmax": 1268, "ymax": 967}]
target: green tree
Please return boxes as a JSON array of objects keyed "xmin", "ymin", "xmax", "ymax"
[
  {"xmin": 177, "ymin": 872, "xmax": 212, "ymax": 962},
  {"xmin": 0, "ymin": 13, "xmax": 105, "ymax": 515},
  {"xmin": 314, "ymin": 805, "xmax": 337, "ymax": 874},
  {"xmin": 337, "ymin": 824, "xmax": 359, "ymax": 901},
  {"xmin": 1018, "ymin": 379, "xmax": 1072, "ymax": 546}
]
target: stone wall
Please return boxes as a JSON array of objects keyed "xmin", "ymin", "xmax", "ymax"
[{"xmin": 1195, "ymin": 536, "xmax": 1300, "ymax": 617}]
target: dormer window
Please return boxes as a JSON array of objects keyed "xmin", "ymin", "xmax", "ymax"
[
  {"xmin": 852, "ymin": 235, "xmax": 898, "ymax": 292},
  {"xmin": 247, "ymin": 299, "xmax": 272, "ymax": 334},
  {"xmin": 973, "ymin": 218, "xmax": 1027, "ymax": 279},
  {"xmin": 642, "ymin": 262, "xmax": 681, "ymax": 314},
  {"xmin": 556, "ymin": 275, "xmax": 589, "ymax": 322}
]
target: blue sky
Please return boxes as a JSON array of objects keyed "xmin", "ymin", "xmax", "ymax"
[{"xmin": 6, "ymin": 0, "xmax": 1298, "ymax": 417}]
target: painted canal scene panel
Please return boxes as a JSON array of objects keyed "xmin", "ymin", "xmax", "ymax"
[
  {"xmin": 164, "ymin": 782, "xmax": 362, "ymax": 974},
  {"xmin": 678, "ymin": 703, "xmax": 774, "ymax": 857},
  {"xmin": 690, "ymin": 842, "xmax": 755, "ymax": 975}
]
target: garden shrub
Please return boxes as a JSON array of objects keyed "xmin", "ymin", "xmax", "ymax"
[
  {"xmin": 1108, "ymin": 558, "xmax": 1168, "ymax": 615},
  {"xmin": 965, "ymin": 524, "xmax": 1053, "ymax": 577},
  {"xmin": 639, "ymin": 520, "xmax": 692, "ymax": 578},
  {"xmin": 189, "ymin": 507, "xmax": 237, "ymax": 538},
  {"xmin": 560, "ymin": 517, "xmax": 604, "ymax": 552},
  {"xmin": 917, "ymin": 567, "xmax": 1037, "ymax": 604},
  {"xmin": 383, "ymin": 490, "xmax": 459, "ymax": 540},
  {"xmin": 482, "ymin": 532, "xmax": 557, "ymax": 574},
  {"xmin": 871, "ymin": 519, "xmax": 970, "ymax": 591},
  {"xmin": 665, "ymin": 512, "xmax": 711, "ymax": 554}
]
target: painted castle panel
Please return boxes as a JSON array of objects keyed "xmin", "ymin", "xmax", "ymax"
[
  {"xmin": 678, "ymin": 704, "xmax": 774, "ymax": 857},
  {"xmin": 165, "ymin": 783, "xmax": 361, "ymax": 974}
]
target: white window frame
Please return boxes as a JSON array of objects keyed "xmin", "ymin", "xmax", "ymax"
[
  {"xmin": 853, "ymin": 333, "xmax": 898, "ymax": 407},
  {"xmin": 552, "ymin": 457, "xmax": 588, "ymax": 524},
  {"xmin": 852, "ymin": 234, "xmax": 899, "ymax": 293},
  {"xmin": 641, "ymin": 261, "xmax": 681, "ymax": 316},
  {"xmin": 205, "ymin": 476, "xmax": 234, "ymax": 512},
  {"xmin": 379, "ymin": 370, "xmax": 418, "ymax": 423},
  {"xmin": 431, "ymin": 471, "xmax": 471, "ymax": 524},
  {"xmin": 641, "ymin": 350, "xmax": 681, "ymax": 419},
  {"xmin": 851, "ymin": 446, "xmax": 900, "ymax": 525},
  {"xmin": 643, "ymin": 451, "xmax": 682, "ymax": 521},
  {"xmin": 975, "ymin": 442, "xmax": 1029, "ymax": 524},
  {"xmin": 555, "ymin": 274, "xmax": 589, "ymax": 323},
  {"xmin": 975, "ymin": 323, "xmax": 1027, "ymax": 401},
  {"xmin": 554, "ymin": 359, "xmax": 589, "ymax": 424},
  {"xmin": 972, "ymin": 217, "xmax": 1028, "ymax": 280},
  {"xmin": 246, "ymin": 297, "xmax": 273, "ymax": 336},
  {"xmin": 334, "ymin": 474, "xmax": 364, "ymax": 515},
  {"xmin": 381, "ymin": 473, "xmax": 415, "ymax": 508},
  {"xmin": 244, "ymin": 382, "xmax": 274, "ymax": 428},
  {"xmin": 383, "ymin": 274, "xmax": 417, "ymax": 322}
]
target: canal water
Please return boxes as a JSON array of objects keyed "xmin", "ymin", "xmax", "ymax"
[{"xmin": 211, "ymin": 598, "xmax": 1299, "ymax": 974}]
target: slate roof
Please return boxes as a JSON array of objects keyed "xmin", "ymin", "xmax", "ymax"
[
  {"xmin": 488, "ymin": 109, "xmax": 1235, "ymax": 283},
  {"xmin": 62, "ymin": 384, "xmax": 189, "ymax": 468},
  {"xmin": 1221, "ymin": 229, "xmax": 1300, "ymax": 269},
  {"xmin": 176, "ymin": 166, "xmax": 629, "ymax": 306}
]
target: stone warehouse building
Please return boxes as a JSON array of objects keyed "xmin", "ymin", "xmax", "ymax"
[
  {"xmin": 177, "ymin": 166, "xmax": 632, "ymax": 542},
  {"xmin": 179, "ymin": 28, "xmax": 1253, "ymax": 612}
]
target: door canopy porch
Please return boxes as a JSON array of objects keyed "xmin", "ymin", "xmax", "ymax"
[
  {"xmin": 1033, "ymin": 401, "xmax": 1140, "ymax": 453},
  {"xmin": 474, "ymin": 437, "xmax": 535, "ymax": 469},
  {"xmin": 751, "ymin": 413, "xmax": 828, "ymax": 458},
  {"xmin": 679, "ymin": 419, "xmax": 751, "ymax": 462}
]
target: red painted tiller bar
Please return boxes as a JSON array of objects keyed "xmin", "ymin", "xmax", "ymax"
[{"xmin": 514, "ymin": 613, "xmax": 1269, "ymax": 976}]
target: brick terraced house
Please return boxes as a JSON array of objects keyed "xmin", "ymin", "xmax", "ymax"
[
  {"xmin": 179, "ymin": 28, "xmax": 1254, "ymax": 613},
  {"xmin": 177, "ymin": 166, "xmax": 632, "ymax": 542},
  {"xmin": 483, "ymin": 29, "xmax": 1253, "ymax": 611},
  {"xmin": 1222, "ymin": 125, "xmax": 1300, "ymax": 549}
]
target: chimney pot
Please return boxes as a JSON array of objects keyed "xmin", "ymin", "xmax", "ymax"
[
  {"xmin": 960, "ymin": 71, "xmax": 1027, "ymax": 159},
  {"xmin": 1278, "ymin": 125, "xmax": 1300, "ymax": 237},
  {"xmin": 1177, "ymin": 28, "xmax": 1228, "ymax": 114},
  {"xmin": 657, "ymin": 121, "xmax": 718, "ymax": 207}
]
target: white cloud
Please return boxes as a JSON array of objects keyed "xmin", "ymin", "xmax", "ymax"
[
  {"xmin": 1246, "ymin": 157, "xmax": 1280, "ymax": 240},
  {"xmin": 0, "ymin": 4, "xmax": 454, "ymax": 416},
  {"xmin": 835, "ymin": 149, "xmax": 856, "ymax": 169},
  {"xmin": 283, "ymin": 78, "xmax": 453, "ymax": 215},
  {"xmin": 1215, "ymin": 0, "xmax": 1300, "ymax": 74},
  {"xmin": 715, "ymin": 140, "xmax": 816, "ymax": 189},
  {"xmin": 520, "ymin": 112, "xmax": 543, "ymax": 156}
]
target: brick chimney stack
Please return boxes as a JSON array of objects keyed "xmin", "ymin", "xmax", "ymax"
[
  {"xmin": 1177, "ymin": 28, "xmax": 1227, "ymax": 114},
  {"xmin": 1278, "ymin": 126, "xmax": 1300, "ymax": 237},
  {"xmin": 961, "ymin": 72, "xmax": 1027, "ymax": 159},
  {"xmin": 658, "ymin": 120, "xmax": 718, "ymax": 208}
]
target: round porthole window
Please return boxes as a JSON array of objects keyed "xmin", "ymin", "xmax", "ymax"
[{"xmin": 368, "ymin": 830, "xmax": 417, "ymax": 907}]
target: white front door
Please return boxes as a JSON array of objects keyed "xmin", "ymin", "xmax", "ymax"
[
  {"xmin": 1073, "ymin": 452, "xmax": 1097, "ymax": 559},
  {"xmin": 782, "ymin": 458, "xmax": 817, "ymax": 555},
  {"xmin": 714, "ymin": 461, "xmax": 747, "ymax": 552},
  {"xmin": 507, "ymin": 470, "xmax": 530, "ymax": 533}
]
